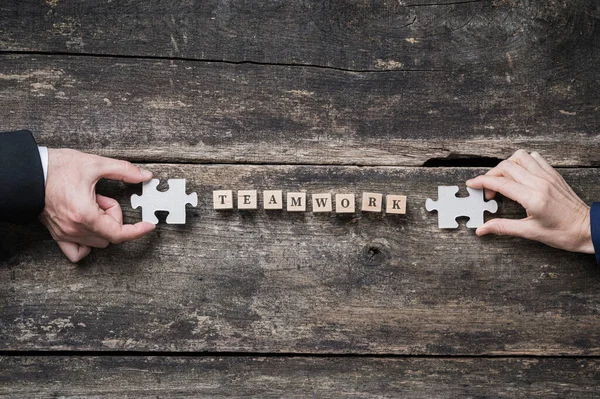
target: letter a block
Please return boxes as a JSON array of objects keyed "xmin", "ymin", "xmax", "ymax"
[
  {"xmin": 213, "ymin": 190, "xmax": 233, "ymax": 210},
  {"xmin": 312, "ymin": 193, "xmax": 332, "ymax": 213},
  {"xmin": 386, "ymin": 194, "xmax": 407, "ymax": 214},
  {"xmin": 362, "ymin": 192, "xmax": 383, "ymax": 212},
  {"xmin": 287, "ymin": 192, "xmax": 306, "ymax": 212},
  {"xmin": 238, "ymin": 190, "xmax": 258, "ymax": 209},
  {"xmin": 335, "ymin": 194, "xmax": 355, "ymax": 214},
  {"xmin": 263, "ymin": 190, "xmax": 283, "ymax": 210}
]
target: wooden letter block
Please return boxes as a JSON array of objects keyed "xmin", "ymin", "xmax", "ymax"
[
  {"xmin": 312, "ymin": 193, "xmax": 332, "ymax": 213},
  {"xmin": 237, "ymin": 190, "xmax": 257, "ymax": 210},
  {"xmin": 335, "ymin": 194, "xmax": 355, "ymax": 214},
  {"xmin": 362, "ymin": 192, "xmax": 383, "ymax": 212},
  {"xmin": 287, "ymin": 192, "xmax": 307, "ymax": 212},
  {"xmin": 263, "ymin": 190, "xmax": 283, "ymax": 210},
  {"xmin": 213, "ymin": 190, "xmax": 233, "ymax": 210},
  {"xmin": 386, "ymin": 194, "xmax": 407, "ymax": 214}
]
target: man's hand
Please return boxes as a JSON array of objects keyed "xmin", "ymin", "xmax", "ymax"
[
  {"xmin": 466, "ymin": 150, "xmax": 593, "ymax": 254},
  {"xmin": 39, "ymin": 149, "xmax": 156, "ymax": 262}
]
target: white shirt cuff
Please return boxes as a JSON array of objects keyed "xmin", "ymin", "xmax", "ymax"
[{"xmin": 38, "ymin": 146, "xmax": 48, "ymax": 185}]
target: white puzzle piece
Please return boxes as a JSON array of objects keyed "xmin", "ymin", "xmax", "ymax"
[
  {"xmin": 425, "ymin": 186, "xmax": 497, "ymax": 229},
  {"xmin": 131, "ymin": 179, "xmax": 198, "ymax": 224}
]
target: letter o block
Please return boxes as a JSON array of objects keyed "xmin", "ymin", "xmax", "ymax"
[{"xmin": 335, "ymin": 194, "xmax": 355, "ymax": 214}]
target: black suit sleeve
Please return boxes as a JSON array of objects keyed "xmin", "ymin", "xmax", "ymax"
[{"xmin": 0, "ymin": 130, "xmax": 45, "ymax": 223}]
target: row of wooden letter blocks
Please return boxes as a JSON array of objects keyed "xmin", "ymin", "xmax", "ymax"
[{"xmin": 213, "ymin": 190, "xmax": 406, "ymax": 214}]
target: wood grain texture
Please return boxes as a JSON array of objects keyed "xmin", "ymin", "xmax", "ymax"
[
  {"xmin": 0, "ymin": 53, "xmax": 598, "ymax": 166},
  {"xmin": 1, "ymin": 356, "xmax": 599, "ymax": 398},
  {"xmin": 1, "ymin": 0, "xmax": 598, "ymax": 71},
  {"xmin": 1, "ymin": 165, "xmax": 599, "ymax": 354}
]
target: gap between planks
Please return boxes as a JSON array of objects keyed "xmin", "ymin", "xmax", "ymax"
[
  {"xmin": 0, "ymin": 50, "xmax": 447, "ymax": 74},
  {"xmin": 1, "ymin": 350, "xmax": 599, "ymax": 360}
]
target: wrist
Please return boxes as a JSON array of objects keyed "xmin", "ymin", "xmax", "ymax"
[
  {"xmin": 575, "ymin": 214, "xmax": 594, "ymax": 254},
  {"xmin": 590, "ymin": 203, "xmax": 600, "ymax": 261}
]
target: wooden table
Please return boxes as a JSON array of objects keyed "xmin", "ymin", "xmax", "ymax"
[{"xmin": 1, "ymin": 1, "xmax": 599, "ymax": 397}]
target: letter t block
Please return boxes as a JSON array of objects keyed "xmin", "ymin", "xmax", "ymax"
[{"xmin": 213, "ymin": 190, "xmax": 233, "ymax": 210}]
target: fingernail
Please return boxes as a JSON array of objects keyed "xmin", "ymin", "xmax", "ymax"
[
  {"xmin": 466, "ymin": 179, "xmax": 474, "ymax": 187},
  {"xmin": 141, "ymin": 169, "xmax": 153, "ymax": 179}
]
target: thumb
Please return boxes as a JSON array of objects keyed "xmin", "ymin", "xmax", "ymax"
[
  {"xmin": 94, "ymin": 156, "xmax": 152, "ymax": 183},
  {"xmin": 476, "ymin": 218, "xmax": 534, "ymax": 239}
]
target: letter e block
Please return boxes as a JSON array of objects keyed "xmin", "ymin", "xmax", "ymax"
[
  {"xmin": 386, "ymin": 194, "xmax": 407, "ymax": 214},
  {"xmin": 335, "ymin": 194, "xmax": 355, "ymax": 214},
  {"xmin": 263, "ymin": 190, "xmax": 283, "ymax": 210},
  {"xmin": 238, "ymin": 190, "xmax": 258, "ymax": 210},
  {"xmin": 287, "ymin": 192, "xmax": 307, "ymax": 212},
  {"xmin": 312, "ymin": 193, "xmax": 332, "ymax": 213},
  {"xmin": 362, "ymin": 192, "xmax": 383, "ymax": 212},
  {"xmin": 213, "ymin": 190, "xmax": 233, "ymax": 210}
]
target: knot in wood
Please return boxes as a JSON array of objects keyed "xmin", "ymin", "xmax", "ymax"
[{"xmin": 361, "ymin": 243, "xmax": 389, "ymax": 267}]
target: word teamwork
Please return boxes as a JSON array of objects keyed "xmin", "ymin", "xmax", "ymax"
[{"xmin": 212, "ymin": 190, "xmax": 407, "ymax": 214}]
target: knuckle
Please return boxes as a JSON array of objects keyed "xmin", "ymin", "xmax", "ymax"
[
  {"xmin": 513, "ymin": 149, "xmax": 528, "ymax": 159},
  {"xmin": 494, "ymin": 224, "xmax": 507, "ymax": 236},
  {"xmin": 529, "ymin": 195, "xmax": 547, "ymax": 211},
  {"xmin": 119, "ymin": 160, "xmax": 135, "ymax": 173},
  {"xmin": 537, "ymin": 179, "xmax": 553, "ymax": 194},
  {"xmin": 61, "ymin": 224, "xmax": 79, "ymax": 237},
  {"xmin": 70, "ymin": 209, "xmax": 88, "ymax": 225},
  {"xmin": 498, "ymin": 177, "xmax": 512, "ymax": 189},
  {"xmin": 498, "ymin": 159, "xmax": 510, "ymax": 169},
  {"xmin": 499, "ymin": 159, "xmax": 515, "ymax": 172},
  {"xmin": 109, "ymin": 235, "xmax": 124, "ymax": 245}
]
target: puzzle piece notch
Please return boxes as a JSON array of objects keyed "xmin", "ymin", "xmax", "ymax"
[
  {"xmin": 131, "ymin": 179, "xmax": 198, "ymax": 224},
  {"xmin": 425, "ymin": 186, "xmax": 497, "ymax": 229}
]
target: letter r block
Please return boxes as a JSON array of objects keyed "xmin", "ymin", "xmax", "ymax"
[
  {"xmin": 213, "ymin": 190, "xmax": 233, "ymax": 210},
  {"xmin": 361, "ymin": 192, "xmax": 383, "ymax": 212}
]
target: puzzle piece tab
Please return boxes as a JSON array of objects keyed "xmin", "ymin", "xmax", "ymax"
[
  {"xmin": 425, "ymin": 186, "xmax": 497, "ymax": 229},
  {"xmin": 131, "ymin": 179, "xmax": 197, "ymax": 224}
]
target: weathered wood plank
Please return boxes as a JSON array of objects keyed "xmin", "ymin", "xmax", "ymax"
[
  {"xmin": 1, "ymin": 356, "xmax": 599, "ymax": 398},
  {"xmin": 0, "ymin": 54, "xmax": 598, "ymax": 166},
  {"xmin": 1, "ymin": 0, "xmax": 597, "ymax": 72},
  {"xmin": 1, "ymin": 165, "xmax": 599, "ymax": 354}
]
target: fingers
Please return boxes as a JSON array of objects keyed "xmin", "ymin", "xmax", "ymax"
[
  {"xmin": 476, "ymin": 218, "xmax": 535, "ymax": 239},
  {"xmin": 57, "ymin": 241, "xmax": 92, "ymax": 263},
  {"xmin": 483, "ymin": 160, "xmax": 533, "ymax": 200},
  {"xmin": 471, "ymin": 150, "xmax": 553, "ymax": 201},
  {"xmin": 466, "ymin": 175, "xmax": 532, "ymax": 207},
  {"xmin": 530, "ymin": 151, "xmax": 564, "ymax": 181},
  {"xmin": 508, "ymin": 149, "xmax": 547, "ymax": 177},
  {"xmin": 93, "ymin": 156, "xmax": 152, "ymax": 183},
  {"xmin": 91, "ymin": 215, "xmax": 156, "ymax": 244},
  {"xmin": 96, "ymin": 194, "xmax": 123, "ymax": 224},
  {"xmin": 477, "ymin": 151, "xmax": 539, "ymax": 200}
]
